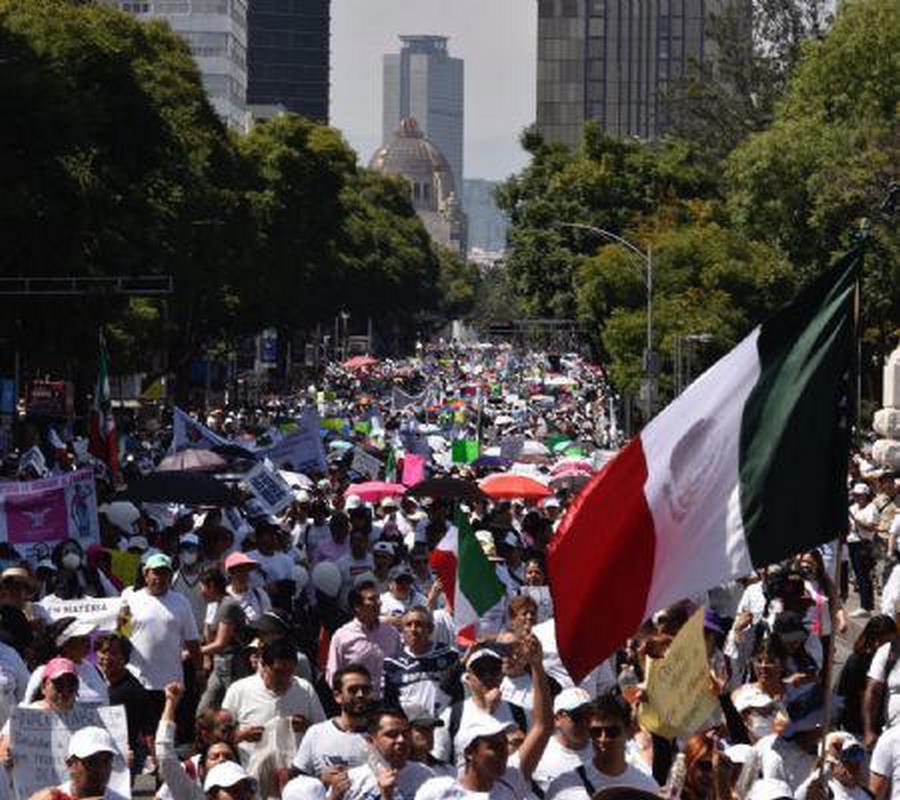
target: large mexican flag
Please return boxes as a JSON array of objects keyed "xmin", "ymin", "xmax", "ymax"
[{"xmin": 549, "ymin": 251, "xmax": 859, "ymax": 681}]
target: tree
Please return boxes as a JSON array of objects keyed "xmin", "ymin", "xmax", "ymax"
[
  {"xmin": 664, "ymin": 0, "xmax": 833, "ymax": 161},
  {"xmin": 577, "ymin": 207, "xmax": 795, "ymax": 401},
  {"xmin": 495, "ymin": 124, "xmax": 719, "ymax": 319},
  {"xmin": 725, "ymin": 0, "xmax": 900, "ymax": 393}
]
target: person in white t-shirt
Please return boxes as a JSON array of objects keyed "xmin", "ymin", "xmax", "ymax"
[
  {"xmin": 221, "ymin": 638, "xmax": 325, "ymax": 765},
  {"xmin": 532, "ymin": 687, "xmax": 593, "ymax": 792},
  {"xmin": 416, "ymin": 632, "xmax": 553, "ymax": 800},
  {"xmin": 224, "ymin": 552, "xmax": 271, "ymax": 624},
  {"xmin": 121, "ymin": 553, "xmax": 201, "ymax": 723},
  {"xmin": 380, "ymin": 565, "xmax": 427, "ymax": 624},
  {"xmin": 865, "ymin": 638, "xmax": 900, "ymax": 747},
  {"xmin": 871, "ymin": 725, "xmax": 900, "ymax": 800},
  {"xmin": 293, "ymin": 665, "xmax": 372, "ymax": 779},
  {"xmin": 343, "ymin": 707, "xmax": 434, "ymax": 800},
  {"xmin": 848, "ymin": 483, "xmax": 880, "ymax": 616},
  {"xmin": 546, "ymin": 694, "xmax": 660, "ymax": 800},
  {"xmin": 797, "ymin": 733, "xmax": 869, "ymax": 800}
]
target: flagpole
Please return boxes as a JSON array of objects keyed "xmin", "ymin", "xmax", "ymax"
[{"xmin": 815, "ymin": 533, "xmax": 844, "ymax": 775}]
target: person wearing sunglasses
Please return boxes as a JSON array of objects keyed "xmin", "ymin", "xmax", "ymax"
[
  {"xmin": 531, "ymin": 688, "xmax": 593, "ymax": 794},
  {"xmin": 545, "ymin": 694, "xmax": 659, "ymax": 800}
]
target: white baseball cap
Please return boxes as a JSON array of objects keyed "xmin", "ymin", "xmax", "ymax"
[
  {"xmin": 553, "ymin": 687, "xmax": 592, "ymax": 715},
  {"xmin": 457, "ymin": 713, "xmax": 515, "ymax": 753},
  {"xmin": 203, "ymin": 761, "xmax": 257, "ymax": 793},
  {"xmin": 345, "ymin": 495, "xmax": 363, "ymax": 510},
  {"xmin": 852, "ymin": 482, "xmax": 871, "ymax": 495},
  {"xmin": 68, "ymin": 726, "xmax": 117, "ymax": 760}
]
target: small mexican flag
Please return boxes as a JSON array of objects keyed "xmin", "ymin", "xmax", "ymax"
[
  {"xmin": 89, "ymin": 330, "xmax": 120, "ymax": 484},
  {"xmin": 384, "ymin": 447, "xmax": 397, "ymax": 483},
  {"xmin": 549, "ymin": 250, "xmax": 859, "ymax": 682},
  {"xmin": 430, "ymin": 514, "xmax": 505, "ymax": 644}
]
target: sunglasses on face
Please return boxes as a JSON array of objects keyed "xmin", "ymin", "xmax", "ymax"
[{"xmin": 589, "ymin": 725, "xmax": 623, "ymax": 739}]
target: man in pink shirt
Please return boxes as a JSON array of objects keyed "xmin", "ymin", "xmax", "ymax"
[{"xmin": 326, "ymin": 574, "xmax": 401, "ymax": 697}]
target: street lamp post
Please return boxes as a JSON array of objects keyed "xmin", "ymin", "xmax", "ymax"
[{"xmin": 556, "ymin": 222, "xmax": 655, "ymax": 419}]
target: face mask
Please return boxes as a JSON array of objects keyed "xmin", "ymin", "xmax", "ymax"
[
  {"xmin": 61, "ymin": 553, "xmax": 81, "ymax": 570},
  {"xmin": 180, "ymin": 551, "xmax": 198, "ymax": 566},
  {"xmin": 748, "ymin": 713, "xmax": 774, "ymax": 740}
]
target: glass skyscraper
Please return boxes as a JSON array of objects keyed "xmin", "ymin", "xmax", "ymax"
[
  {"xmin": 246, "ymin": 0, "xmax": 330, "ymax": 121},
  {"xmin": 537, "ymin": 0, "xmax": 723, "ymax": 147}
]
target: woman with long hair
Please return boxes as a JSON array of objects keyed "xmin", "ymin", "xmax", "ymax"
[
  {"xmin": 796, "ymin": 549, "xmax": 847, "ymax": 657},
  {"xmin": 837, "ymin": 614, "xmax": 896, "ymax": 735}
]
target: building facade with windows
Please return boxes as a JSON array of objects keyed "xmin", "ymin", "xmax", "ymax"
[
  {"xmin": 536, "ymin": 0, "xmax": 721, "ymax": 147},
  {"xmin": 246, "ymin": 0, "xmax": 330, "ymax": 121},
  {"xmin": 106, "ymin": 0, "xmax": 250, "ymax": 132},
  {"xmin": 382, "ymin": 36, "xmax": 464, "ymax": 200}
]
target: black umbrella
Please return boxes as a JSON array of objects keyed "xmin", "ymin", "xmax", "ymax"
[
  {"xmin": 212, "ymin": 443, "xmax": 259, "ymax": 461},
  {"xmin": 118, "ymin": 471, "xmax": 239, "ymax": 506},
  {"xmin": 406, "ymin": 478, "xmax": 487, "ymax": 503}
]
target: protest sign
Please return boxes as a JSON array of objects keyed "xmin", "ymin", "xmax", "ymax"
[
  {"xmin": 38, "ymin": 596, "xmax": 123, "ymax": 632},
  {"xmin": 638, "ymin": 607, "xmax": 717, "ymax": 739},
  {"xmin": 451, "ymin": 439, "xmax": 480, "ymax": 464},
  {"xmin": 391, "ymin": 386, "xmax": 424, "ymax": 411},
  {"xmin": 256, "ymin": 409, "xmax": 327, "ymax": 474},
  {"xmin": 172, "ymin": 407, "xmax": 229, "ymax": 451},
  {"xmin": 350, "ymin": 448, "xmax": 382, "ymax": 481},
  {"xmin": 0, "ymin": 468, "xmax": 99, "ymax": 555},
  {"xmin": 243, "ymin": 463, "xmax": 293, "ymax": 516},
  {"xmin": 11, "ymin": 704, "xmax": 130, "ymax": 800},
  {"xmin": 401, "ymin": 453, "xmax": 426, "ymax": 487}
]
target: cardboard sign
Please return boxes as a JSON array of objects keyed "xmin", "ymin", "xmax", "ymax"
[
  {"xmin": 0, "ymin": 468, "xmax": 99, "ymax": 555},
  {"xmin": 38, "ymin": 596, "xmax": 123, "ymax": 632},
  {"xmin": 401, "ymin": 454, "xmax": 426, "ymax": 487},
  {"xmin": 243, "ymin": 463, "xmax": 293, "ymax": 516},
  {"xmin": 10, "ymin": 704, "xmax": 130, "ymax": 799},
  {"xmin": 638, "ymin": 607, "xmax": 718, "ymax": 738},
  {"xmin": 350, "ymin": 448, "xmax": 382, "ymax": 481}
]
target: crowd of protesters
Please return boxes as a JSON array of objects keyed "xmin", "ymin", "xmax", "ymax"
[{"xmin": 0, "ymin": 342, "xmax": 896, "ymax": 800}]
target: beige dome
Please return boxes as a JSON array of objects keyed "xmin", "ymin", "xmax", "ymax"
[{"xmin": 369, "ymin": 118, "xmax": 456, "ymax": 211}]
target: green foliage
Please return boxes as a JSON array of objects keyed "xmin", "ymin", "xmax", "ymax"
[
  {"xmin": 495, "ymin": 125, "xmax": 719, "ymax": 319},
  {"xmin": 725, "ymin": 0, "xmax": 900, "ymax": 360},
  {"xmin": 0, "ymin": 0, "xmax": 473, "ymax": 386},
  {"xmin": 578, "ymin": 212, "xmax": 795, "ymax": 399}
]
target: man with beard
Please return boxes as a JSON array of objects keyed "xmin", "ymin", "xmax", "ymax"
[
  {"xmin": 343, "ymin": 708, "xmax": 434, "ymax": 800},
  {"xmin": 292, "ymin": 665, "xmax": 373, "ymax": 783}
]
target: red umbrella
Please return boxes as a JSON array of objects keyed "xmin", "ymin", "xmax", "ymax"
[
  {"xmin": 343, "ymin": 355, "xmax": 378, "ymax": 371},
  {"xmin": 479, "ymin": 474, "xmax": 552, "ymax": 500},
  {"xmin": 345, "ymin": 482, "xmax": 407, "ymax": 503}
]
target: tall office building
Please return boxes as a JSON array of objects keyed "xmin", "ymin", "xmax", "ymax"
[
  {"xmin": 247, "ymin": 0, "xmax": 330, "ymax": 122},
  {"xmin": 382, "ymin": 36, "xmax": 464, "ymax": 200},
  {"xmin": 536, "ymin": 0, "xmax": 723, "ymax": 147},
  {"xmin": 107, "ymin": 0, "xmax": 249, "ymax": 131}
]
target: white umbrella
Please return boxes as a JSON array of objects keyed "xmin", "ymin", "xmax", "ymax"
[
  {"xmin": 98, "ymin": 501, "xmax": 140, "ymax": 533},
  {"xmin": 278, "ymin": 470, "xmax": 313, "ymax": 489}
]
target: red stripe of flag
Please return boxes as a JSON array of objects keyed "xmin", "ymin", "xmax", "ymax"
[{"xmin": 547, "ymin": 438, "xmax": 657, "ymax": 683}]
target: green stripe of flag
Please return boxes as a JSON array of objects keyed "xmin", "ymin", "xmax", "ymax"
[
  {"xmin": 740, "ymin": 251, "xmax": 859, "ymax": 566},
  {"xmin": 455, "ymin": 515, "xmax": 505, "ymax": 614}
]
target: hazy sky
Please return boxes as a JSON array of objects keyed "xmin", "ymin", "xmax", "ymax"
[{"xmin": 331, "ymin": 0, "xmax": 537, "ymax": 182}]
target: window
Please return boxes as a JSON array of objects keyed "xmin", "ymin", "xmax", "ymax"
[
  {"xmin": 122, "ymin": 1, "xmax": 150, "ymax": 12},
  {"xmin": 561, "ymin": 0, "xmax": 578, "ymax": 18},
  {"xmin": 156, "ymin": 1, "xmax": 189, "ymax": 11},
  {"xmin": 191, "ymin": 0, "xmax": 228, "ymax": 12},
  {"xmin": 538, "ymin": 0, "xmax": 556, "ymax": 18},
  {"xmin": 589, "ymin": 0, "xmax": 606, "ymax": 16}
]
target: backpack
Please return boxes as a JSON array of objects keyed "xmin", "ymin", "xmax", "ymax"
[{"xmin": 447, "ymin": 700, "xmax": 528, "ymax": 764}]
